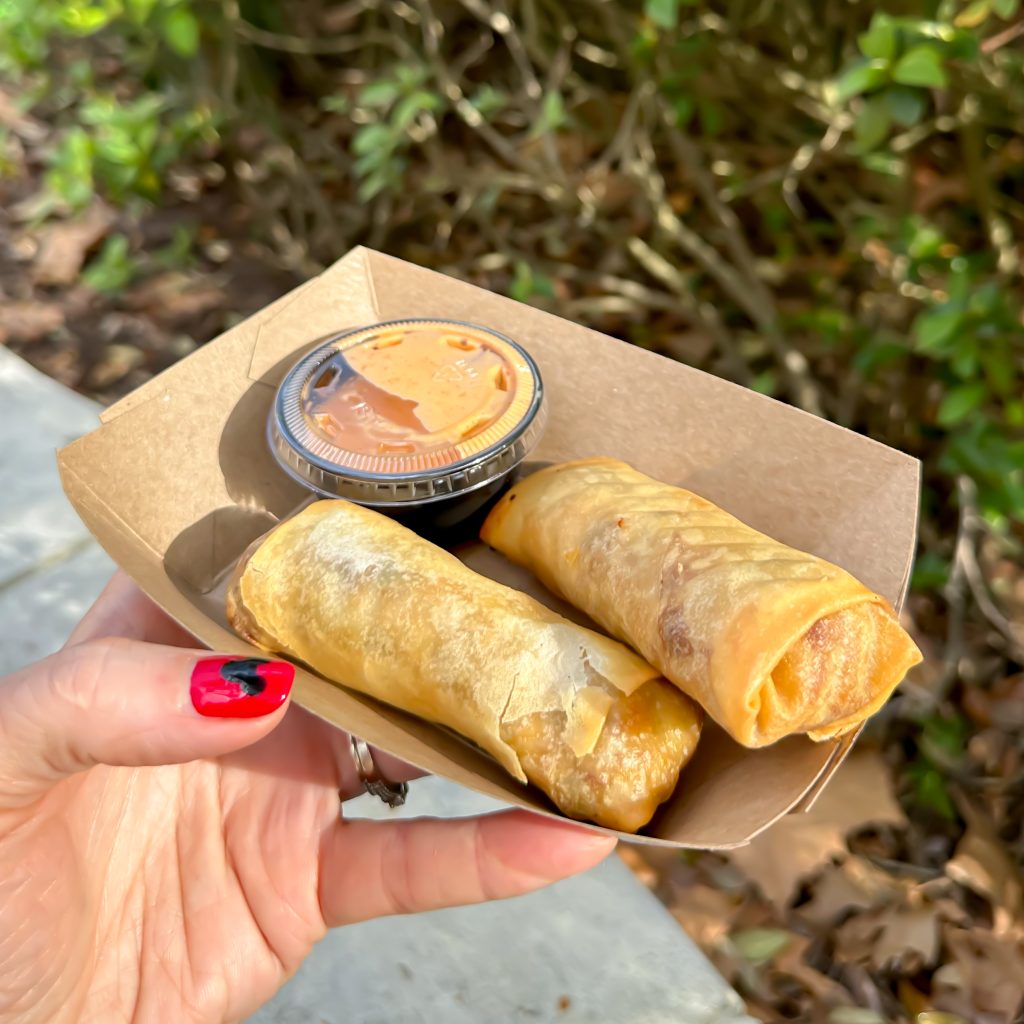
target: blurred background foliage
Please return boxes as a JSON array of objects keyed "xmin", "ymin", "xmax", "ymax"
[{"xmin": 1, "ymin": 0, "xmax": 1023, "ymax": 1017}]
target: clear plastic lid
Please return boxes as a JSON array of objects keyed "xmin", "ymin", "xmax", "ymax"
[{"xmin": 269, "ymin": 319, "xmax": 546, "ymax": 506}]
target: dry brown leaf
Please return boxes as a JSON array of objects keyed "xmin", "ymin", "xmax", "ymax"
[
  {"xmin": 0, "ymin": 88, "xmax": 46, "ymax": 142},
  {"xmin": 872, "ymin": 903, "xmax": 940, "ymax": 971},
  {"xmin": 123, "ymin": 271, "xmax": 225, "ymax": 326},
  {"xmin": 835, "ymin": 894, "xmax": 941, "ymax": 972},
  {"xmin": 934, "ymin": 926, "xmax": 1024, "ymax": 1023},
  {"xmin": 771, "ymin": 933, "xmax": 852, "ymax": 1005},
  {"xmin": 798, "ymin": 863, "xmax": 875, "ymax": 928},
  {"xmin": 728, "ymin": 750, "xmax": 905, "ymax": 907},
  {"xmin": 0, "ymin": 300, "xmax": 64, "ymax": 345},
  {"xmin": 84, "ymin": 343, "xmax": 147, "ymax": 391},
  {"xmin": 669, "ymin": 882, "xmax": 744, "ymax": 949},
  {"xmin": 947, "ymin": 799, "xmax": 1024, "ymax": 935},
  {"xmin": 32, "ymin": 203, "xmax": 115, "ymax": 286}
]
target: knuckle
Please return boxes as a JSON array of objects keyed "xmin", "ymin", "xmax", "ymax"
[
  {"xmin": 381, "ymin": 826, "xmax": 419, "ymax": 916},
  {"xmin": 51, "ymin": 636, "xmax": 126, "ymax": 712}
]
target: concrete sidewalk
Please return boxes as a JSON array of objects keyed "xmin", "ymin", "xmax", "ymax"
[{"xmin": 0, "ymin": 346, "xmax": 755, "ymax": 1024}]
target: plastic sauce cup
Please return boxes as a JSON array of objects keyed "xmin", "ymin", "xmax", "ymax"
[{"xmin": 269, "ymin": 318, "xmax": 546, "ymax": 533}]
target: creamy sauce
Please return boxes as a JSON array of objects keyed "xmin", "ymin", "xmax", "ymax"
[{"xmin": 303, "ymin": 325, "xmax": 517, "ymax": 456}]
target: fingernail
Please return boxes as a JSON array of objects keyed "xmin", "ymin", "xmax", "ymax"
[{"xmin": 190, "ymin": 656, "xmax": 294, "ymax": 718}]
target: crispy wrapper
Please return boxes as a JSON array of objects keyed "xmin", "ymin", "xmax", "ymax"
[
  {"xmin": 481, "ymin": 458, "xmax": 923, "ymax": 748},
  {"xmin": 227, "ymin": 499, "xmax": 702, "ymax": 832}
]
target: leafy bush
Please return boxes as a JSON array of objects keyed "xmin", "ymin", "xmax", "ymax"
[{"xmin": 3, "ymin": 0, "xmax": 1023, "ymax": 579}]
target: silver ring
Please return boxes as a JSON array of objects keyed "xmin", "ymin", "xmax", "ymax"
[{"xmin": 349, "ymin": 735, "xmax": 408, "ymax": 808}]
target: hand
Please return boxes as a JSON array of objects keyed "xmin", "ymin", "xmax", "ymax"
[{"xmin": 0, "ymin": 573, "xmax": 615, "ymax": 1024}]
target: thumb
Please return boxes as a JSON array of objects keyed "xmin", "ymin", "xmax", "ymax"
[{"xmin": 0, "ymin": 637, "xmax": 294, "ymax": 807}]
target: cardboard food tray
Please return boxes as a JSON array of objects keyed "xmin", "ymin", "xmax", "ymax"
[{"xmin": 57, "ymin": 247, "xmax": 920, "ymax": 848}]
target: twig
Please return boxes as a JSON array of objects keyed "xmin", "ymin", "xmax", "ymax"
[
  {"xmin": 623, "ymin": 234, "xmax": 753, "ymax": 386},
  {"xmin": 937, "ymin": 477, "xmax": 973, "ymax": 697},
  {"xmin": 654, "ymin": 90, "xmax": 773, "ymax": 316},
  {"xmin": 781, "ymin": 114, "xmax": 850, "ymax": 217},
  {"xmin": 956, "ymin": 476, "xmax": 1024, "ymax": 664},
  {"xmin": 982, "ymin": 19, "xmax": 1024, "ymax": 53},
  {"xmin": 630, "ymin": 130, "xmax": 822, "ymax": 413},
  {"xmin": 233, "ymin": 18, "xmax": 416, "ymax": 59}
]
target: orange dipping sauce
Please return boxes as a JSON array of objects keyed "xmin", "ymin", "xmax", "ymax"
[
  {"xmin": 303, "ymin": 324, "xmax": 517, "ymax": 457},
  {"xmin": 270, "ymin": 319, "xmax": 545, "ymax": 520}
]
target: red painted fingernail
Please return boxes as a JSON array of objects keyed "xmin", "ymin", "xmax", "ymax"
[{"xmin": 190, "ymin": 657, "xmax": 294, "ymax": 718}]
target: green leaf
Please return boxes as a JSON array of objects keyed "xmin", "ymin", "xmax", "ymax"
[
  {"xmin": 670, "ymin": 94, "xmax": 694, "ymax": 126},
  {"xmin": 907, "ymin": 763, "xmax": 957, "ymax": 821},
  {"xmin": 468, "ymin": 85, "xmax": 506, "ymax": 118},
  {"xmin": 320, "ymin": 95, "xmax": 350, "ymax": 115},
  {"xmin": 509, "ymin": 260, "xmax": 535, "ymax": 303},
  {"xmin": 697, "ymin": 96, "xmax": 723, "ymax": 136},
  {"xmin": 914, "ymin": 307, "xmax": 963, "ymax": 351},
  {"xmin": 126, "ymin": 0, "xmax": 159, "ymax": 22},
  {"xmin": 937, "ymin": 381, "xmax": 987, "ymax": 425},
  {"xmin": 352, "ymin": 123, "xmax": 394, "ymax": 156},
  {"xmin": 58, "ymin": 4, "xmax": 115, "ymax": 35},
  {"xmin": 358, "ymin": 80, "xmax": 400, "ymax": 109},
  {"xmin": 923, "ymin": 712, "xmax": 969, "ymax": 759},
  {"xmin": 947, "ymin": 28, "xmax": 981, "ymax": 60},
  {"xmin": 951, "ymin": 346, "xmax": 979, "ymax": 379},
  {"xmin": 392, "ymin": 89, "xmax": 441, "ymax": 131},
  {"xmin": 394, "ymin": 64, "xmax": 428, "ymax": 89},
  {"xmin": 835, "ymin": 59, "xmax": 889, "ymax": 102},
  {"xmin": 853, "ymin": 94, "xmax": 892, "ymax": 153},
  {"xmin": 161, "ymin": 7, "xmax": 199, "ymax": 57},
  {"xmin": 893, "ymin": 46, "xmax": 948, "ymax": 89},
  {"xmin": 750, "ymin": 370, "xmax": 777, "ymax": 395},
  {"xmin": 907, "ymin": 221, "xmax": 946, "ymax": 259},
  {"xmin": 955, "ymin": 0, "xmax": 992, "ymax": 27},
  {"xmin": 731, "ymin": 929, "xmax": 792, "ymax": 965},
  {"xmin": 645, "ymin": 0, "xmax": 679, "ymax": 30},
  {"xmin": 993, "ymin": 0, "xmax": 1020, "ymax": 17},
  {"xmin": 885, "ymin": 85, "xmax": 927, "ymax": 126},
  {"xmin": 530, "ymin": 91, "xmax": 566, "ymax": 138},
  {"xmin": 911, "ymin": 550, "xmax": 950, "ymax": 591},
  {"xmin": 982, "ymin": 348, "xmax": 1017, "ymax": 396},
  {"xmin": 356, "ymin": 169, "xmax": 391, "ymax": 202},
  {"xmin": 853, "ymin": 339, "xmax": 907, "ymax": 377},
  {"xmin": 82, "ymin": 234, "xmax": 134, "ymax": 293},
  {"xmin": 858, "ymin": 13, "xmax": 898, "ymax": 60}
]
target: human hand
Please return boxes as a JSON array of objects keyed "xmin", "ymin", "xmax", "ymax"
[{"xmin": 0, "ymin": 573, "xmax": 615, "ymax": 1024}]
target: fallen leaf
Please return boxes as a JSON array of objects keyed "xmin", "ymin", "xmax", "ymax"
[
  {"xmin": 794, "ymin": 860, "xmax": 884, "ymax": 933},
  {"xmin": 771, "ymin": 933, "xmax": 852, "ymax": 1004},
  {"xmin": 32, "ymin": 202, "xmax": 116, "ymax": 286},
  {"xmin": 873, "ymin": 904, "xmax": 940, "ymax": 971},
  {"xmin": 934, "ymin": 926, "xmax": 1024, "ymax": 1023},
  {"xmin": 0, "ymin": 88, "xmax": 46, "ymax": 142},
  {"xmin": 669, "ymin": 882, "xmax": 743, "ymax": 949},
  {"xmin": 728, "ymin": 749, "xmax": 905, "ymax": 907},
  {"xmin": 0, "ymin": 301, "xmax": 64, "ymax": 345},
  {"xmin": 947, "ymin": 798, "xmax": 1024, "ymax": 935},
  {"xmin": 828, "ymin": 1009, "xmax": 886, "ymax": 1024},
  {"xmin": 85, "ymin": 343, "xmax": 146, "ymax": 390},
  {"xmin": 732, "ymin": 927, "xmax": 793, "ymax": 965},
  {"xmin": 834, "ymin": 894, "xmax": 941, "ymax": 972},
  {"xmin": 123, "ymin": 271, "xmax": 226, "ymax": 327}
]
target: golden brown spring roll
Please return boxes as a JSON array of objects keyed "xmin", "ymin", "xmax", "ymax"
[
  {"xmin": 481, "ymin": 458, "xmax": 922, "ymax": 748},
  {"xmin": 227, "ymin": 499, "xmax": 701, "ymax": 832}
]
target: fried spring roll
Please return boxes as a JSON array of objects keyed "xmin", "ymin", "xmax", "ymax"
[
  {"xmin": 227, "ymin": 499, "xmax": 701, "ymax": 832},
  {"xmin": 481, "ymin": 458, "xmax": 922, "ymax": 748}
]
